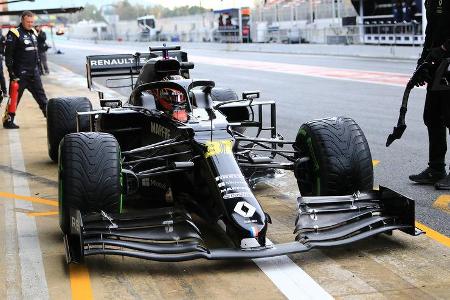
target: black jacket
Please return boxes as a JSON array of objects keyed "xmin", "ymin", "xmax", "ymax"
[
  {"xmin": 0, "ymin": 35, "xmax": 5, "ymax": 55},
  {"xmin": 37, "ymin": 30, "xmax": 48, "ymax": 52},
  {"xmin": 5, "ymin": 24, "xmax": 39, "ymax": 78},
  {"xmin": 420, "ymin": 0, "xmax": 450, "ymax": 63}
]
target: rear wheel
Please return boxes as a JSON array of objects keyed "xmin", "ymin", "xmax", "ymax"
[
  {"xmin": 211, "ymin": 88, "xmax": 250, "ymax": 123},
  {"xmin": 59, "ymin": 132, "xmax": 122, "ymax": 234},
  {"xmin": 294, "ymin": 117, "xmax": 373, "ymax": 196},
  {"xmin": 47, "ymin": 97, "xmax": 92, "ymax": 162}
]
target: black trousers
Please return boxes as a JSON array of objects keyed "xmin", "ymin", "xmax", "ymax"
[
  {"xmin": 39, "ymin": 51, "xmax": 49, "ymax": 74},
  {"xmin": 12, "ymin": 69, "xmax": 48, "ymax": 117},
  {"xmin": 423, "ymin": 88, "xmax": 450, "ymax": 170},
  {"xmin": 0, "ymin": 55, "xmax": 7, "ymax": 94}
]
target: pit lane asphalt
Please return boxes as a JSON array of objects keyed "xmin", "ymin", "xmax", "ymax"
[
  {"xmin": 0, "ymin": 44, "xmax": 449, "ymax": 299},
  {"xmin": 49, "ymin": 39, "xmax": 449, "ymax": 236}
]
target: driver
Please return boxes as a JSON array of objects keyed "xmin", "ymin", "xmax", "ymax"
[{"xmin": 154, "ymin": 87, "xmax": 188, "ymax": 122}]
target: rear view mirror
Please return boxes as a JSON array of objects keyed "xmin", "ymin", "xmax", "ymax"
[
  {"xmin": 100, "ymin": 99, "xmax": 122, "ymax": 108},
  {"xmin": 242, "ymin": 91, "xmax": 260, "ymax": 100}
]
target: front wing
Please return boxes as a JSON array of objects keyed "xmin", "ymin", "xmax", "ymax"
[{"xmin": 64, "ymin": 186, "xmax": 418, "ymax": 263}]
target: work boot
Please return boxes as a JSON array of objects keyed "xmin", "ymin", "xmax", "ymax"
[
  {"xmin": 3, "ymin": 120, "xmax": 20, "ymax": 129},
  {"xmin": 3, "ymin": 114, "xmax": 19, "ymax": 129},
  {"xmin": 435, "ymin": 174, "xmax": 450, "ymax": 190},
  {"xmin": 409, "ymin": 167, "xmax": 446, "ymax": 184}
]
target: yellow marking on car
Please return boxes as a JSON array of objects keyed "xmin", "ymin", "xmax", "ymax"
[
  {"xmin": 69, "ymin": 264, "xmax": 94, "ymax": 300},
  {"xmin": 372, "ymin": 160, "xmax": 380, "ymax": 167},
  {"xmin": 205, "ymin": 140, "xmax": 233, "ymax": 158},
  {"xmin": 0, "ymin": 191, "xmax": 58, "ymax": 207},
  {"xmin": 26, "ymin": 211, "xmax": 58, "ymax": 217},
  {"xmin": 415, "ymin": 221, "xmax": 450, "ymax": 248},
  {"xmin": 433, "ymin": 195, "xmax": 450, "ymax": 213}
]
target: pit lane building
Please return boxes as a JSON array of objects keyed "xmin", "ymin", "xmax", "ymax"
[{"xmin": 67, "ymin": 0, "xmax": 425, "ymax": 45}]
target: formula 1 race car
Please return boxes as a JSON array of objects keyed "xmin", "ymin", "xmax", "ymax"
[{"xmin": 46, "ymin": 45, "xmax": 417, "ymax": 263}]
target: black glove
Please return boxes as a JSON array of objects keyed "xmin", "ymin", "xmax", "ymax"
[
  {"xmin": 428, "ymin": 45, "xmax": 448, "ymax": 62},
  {"xmin": 414, "ymin": 63, "xmax": 433, "ymax": 87},
  {"xmin": 8, "ymin": 70, "xmax": 17, "ymax": 81}
]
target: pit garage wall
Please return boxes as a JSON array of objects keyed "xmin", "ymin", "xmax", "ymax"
[
  {"xmin": 66, "ymin": 21, "xmax": 112, "ymax": 40},
  {"xmin": 67, "ymin": 13, "xmax": 216, "ymax": 43},
  {"xmin": 250, "ymin": 0, "xmax": 358, "ymax": 43},
  {"xmin": 66, "ymin": 1, "xmax": 359, "ymax": 44}
]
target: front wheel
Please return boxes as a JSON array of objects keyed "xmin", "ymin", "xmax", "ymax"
[
  {"xmin": 59, "ymin": 132, "xmax": 122, "ymax": 234},
  {"xmin": 294, "ymin": 117, "xmax": 373, "ymax": 196}
]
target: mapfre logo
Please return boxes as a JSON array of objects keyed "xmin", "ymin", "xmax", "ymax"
[{"xmin": 150, "ymin": 122, "xmax": 171, "ymax": 139}]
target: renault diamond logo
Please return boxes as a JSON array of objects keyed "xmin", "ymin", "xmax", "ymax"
[{"xmin": 234, "ymin": 201, "xmax": 256, "ymax": 218}]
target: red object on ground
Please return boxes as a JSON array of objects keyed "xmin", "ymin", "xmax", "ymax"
[{"xmin": 8, "ymin": 80, "xmax": 19, "ymax": 114}]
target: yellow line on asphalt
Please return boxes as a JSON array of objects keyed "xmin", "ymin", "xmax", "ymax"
[
  {"xmin": 433, "ymin": 195, "xmax": 450, "ymax": 213},
  {"xmin": 69, "ymin": 264, "xmax": 94, "ymax": 300},
  {"xmin": 372, "ymin": 160, "xmax": 380, "ymax": 167},
  {"xmin": 26, "ymin": 211, "xmax": 58, "ymax": 217},
  {"xmin": 415, "ymin": 221, "xmax": 450, "ymax": 248},
  {"xmin": 1, "ymin": 193, "xmax": 92, "ymax": 298},
  {"xmin": 0, "ymin": 191, "xmax": 58, "ymax": 207}
]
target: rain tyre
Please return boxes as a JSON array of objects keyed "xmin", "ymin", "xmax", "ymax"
[
  {"xmin": 59, "ymin": 132, "xmax": 122, "ymax": 234},
  {"xmin": 47, "ymin": 97, "xmax": 92, "ymax": 162},
  {"xmin": 294, "ymin": 117, "xmax": 373, "ymax": 196}
]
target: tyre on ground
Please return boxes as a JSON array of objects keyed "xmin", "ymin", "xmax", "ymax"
[
  {"xmin": 211, "ymin": 88, "xmax": 250, "ymax": 123},
  {"xmin": 294, "ymin": 116, "xmax": 373, "ymax": 196},
  {"xmin": 47, "ymin": 97, "xmax": 92, "ymax": 162},
  {"xmin": 58, "ymin": 132, "xmax": 122, "ymax": 234}
]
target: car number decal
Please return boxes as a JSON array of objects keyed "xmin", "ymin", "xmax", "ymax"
[{"xmin": 205, "ymin": 140, "xmax": 233, "ymax": 158}]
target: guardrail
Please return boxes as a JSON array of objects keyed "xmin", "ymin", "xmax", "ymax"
[
  {"xmin": 251, "ymin": 22, "xmax": 423, "ymax": 46},
  {"xmin": 359, "ymin": 22, "xmax": 423, "ymax": 45}
]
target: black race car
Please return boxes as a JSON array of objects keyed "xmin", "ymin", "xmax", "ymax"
[{"xmin": 46, "ymin": 45, "xmax": 418, "ymax": 264}]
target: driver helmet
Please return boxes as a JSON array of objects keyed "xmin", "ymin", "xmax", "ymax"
[{"xmin": 154, "ymin": 88, "xmax": 188, "ymax": 122}]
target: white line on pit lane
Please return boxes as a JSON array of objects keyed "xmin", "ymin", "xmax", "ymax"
[
  {"xmin": 8, "ymin": 130, "xmax": 49, "ymax": 300},
  {"xmin": 254, "ymin": 240, "xmax": 333, "ymax": 300},
  {"xmin": 4, "ymin": 172, "xmax": 19, "ymax": 300}
]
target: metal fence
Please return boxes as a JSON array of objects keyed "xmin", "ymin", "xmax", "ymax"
[
  {"xmin": 361, "ymin": 22, "xmax": 423, "ymax": 45},
  {"xmin": 251, "ymin": 22, "xmax": 423, "ymax": 45}
]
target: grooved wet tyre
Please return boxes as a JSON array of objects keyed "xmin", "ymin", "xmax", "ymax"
[
  {"xmin": 210, "ymin": 87, "xmax": 238, "ymax": 102},
  {"xmin": 212, "ymin": 88, "xmax": 250, "ymax": 128},
  {"xmin": 59, "ymin": 132, "xmax": 122, "ymax": 234},
  {"xmin": 47, "ymin": 97, "xmax": 92, "ymax": 162},
  {"xmin": 294, "ymin": 117, "xmax": 373, "ymax": 196}
]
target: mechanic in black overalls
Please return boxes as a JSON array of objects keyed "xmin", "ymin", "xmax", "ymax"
[
  {"xmin": 3, "ymin": 11, "xmax": 48, "ymax": 129},
  {"xmin": 409, "ymin": 0, "xmax": 450, "ymax": 189},
  {"xmin": 0, "ymin": 33, "xmax": 7, "ymax": 98}
]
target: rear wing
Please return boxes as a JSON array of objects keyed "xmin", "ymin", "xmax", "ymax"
[{"xmin": 86, "ymin": 50, "xmax": 188, "ymax": 98}]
